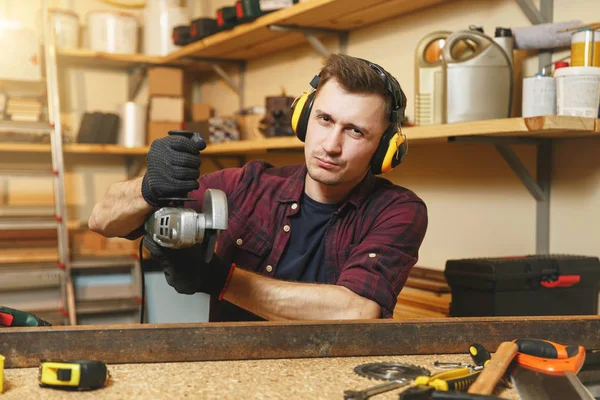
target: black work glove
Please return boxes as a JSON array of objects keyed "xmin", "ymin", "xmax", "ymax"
[
  {"xmin": 143, "ymin": 234, "xmax": 235, "ymax": 298},
  {"xmin": 142, "ymin": 132, "xmax": 206, "ymax": 207}
]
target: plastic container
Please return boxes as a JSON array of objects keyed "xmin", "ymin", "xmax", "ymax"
[
  {"xmin": 49, "ymin": 8, "xmax": 80, "ymax": 50},
  {"xmin": 522, "ymin": 74, "xmax": 556, "ymax": 117},
  {"xmin": 86, "ymin": 11, "xmax": 139, "ymax": 54},
  {"xmin": 445, "ymin": 255, "xmax": 600, "ymax": 317},
  {"xmin": 555, "ymin": 66, "xmax": 600, "ymax": 117},
  {"xmin": 143, "ymin": 0, "xmax": 189, "ymax": 56},
  {"xmin": 571, "ymin": 29, "xmax": 600, "ymax": 67},
  {"xmin": 118, "ymin": 102, "xmax": 147, "ymax": 148}
]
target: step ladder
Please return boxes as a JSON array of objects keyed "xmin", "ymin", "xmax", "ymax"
[{"xmin": 0, "ymin": 3, "xmax": 74, "ymax": 325}]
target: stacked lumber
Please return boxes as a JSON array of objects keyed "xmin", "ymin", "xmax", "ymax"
[{"xmin": 393, "ymin": 266, "xmax": 451, "ymax": 319}]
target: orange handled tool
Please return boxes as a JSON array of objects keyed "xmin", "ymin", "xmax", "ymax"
[{"xmin": 512, "ymin": 338, "xmax": 586, "ymax": 375}]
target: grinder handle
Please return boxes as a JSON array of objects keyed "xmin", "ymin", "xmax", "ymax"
[{"xmin": 168, "ymin": 130, "xmax": 207, "ymax": 150}]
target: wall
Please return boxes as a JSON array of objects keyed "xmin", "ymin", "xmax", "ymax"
[{"xmin": 2, "ymin": 0, "xmax": 599, "ymax": 271}]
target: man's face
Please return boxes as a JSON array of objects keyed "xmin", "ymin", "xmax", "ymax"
[{"xmin": 304, "ymin": 78, "xmax": 388, "ymax": 189}]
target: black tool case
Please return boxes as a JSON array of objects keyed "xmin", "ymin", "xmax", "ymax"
[{"xmin": 444, "ymin": 255, "xmax": 600, "ymax": 316}]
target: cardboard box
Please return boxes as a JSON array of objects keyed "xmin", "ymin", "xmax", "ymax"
[
  {"xmin": 236, "ymin": 114, "xmax": 265, "ymax": 141},
  {"xmin": 149, "ymin": 97, "xmax": 184, "ymax": 122},
  {"xmin": 147, "ymin": 121, "xmax": 182, "ymax": 144},
  {"xmin": 192, "ymin": 102, "xmax": 214, "ymax": 121},
  {"xmin": 148, "ymin": 67, "xmax": 184, "ymax": 97}
]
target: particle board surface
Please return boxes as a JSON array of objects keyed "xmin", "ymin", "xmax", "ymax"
[{"xmin": 1, "ymin": 354, "xmax": 518, "ymax": 399}]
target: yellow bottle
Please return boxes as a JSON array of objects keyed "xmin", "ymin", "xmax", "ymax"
[{"xmin": 571, "ymin": 29, "xmax": 600, "ymax": 67}]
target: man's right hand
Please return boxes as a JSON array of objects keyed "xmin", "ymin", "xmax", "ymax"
[{"xmin": 141, "ymin": 132, "xmax": 206, "ymax": 207}]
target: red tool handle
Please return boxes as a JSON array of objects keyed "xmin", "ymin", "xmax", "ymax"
[
  {"xmin": 541, "ymin": 275, "xmax": 580, "ymax": 288},
  {"xmin": 513, "ymin": 339, "xmax": 586, "ymax": 375}
]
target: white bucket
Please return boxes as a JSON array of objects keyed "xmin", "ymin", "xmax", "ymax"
[
  {"xmin": 49, "ymin": 8, "xmax": 80, "ymax": 50},
  {"xmin": 522, "ymin": 74, "xmax": 556, "ymax": 117},
  {"xmin": 118, "ymin": 102, "xmax": 147, "ymax": 148},
  {"xmin": 142, "ymin": 0, "xmax": 189, "ymax": 56},
  {"xmin": 86, "ymin": 11, "xmax": 139, "ymax": 54},
  {"xmin": 555, "ymin": 66, "xmax": 600, "ymax": 117}
]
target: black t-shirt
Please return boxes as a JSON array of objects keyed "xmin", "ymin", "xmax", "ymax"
[
  {"xmin": 210, "ymin": 193, "xmax": 339, "ymax": 322},
  {"xmin": 275, "ymin": 193, "xmax": 339, "ymax": 283}
]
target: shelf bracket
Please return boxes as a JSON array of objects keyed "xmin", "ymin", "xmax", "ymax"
[
  {"xmin": 451, "ymin": 136, "xmax": 551, "ymax": 254},
  {"xmin": 268, "ymin": 24, "xmax": 349, "ymax": 57},
  {"xmin": 514, "ymin": 0, "xmax": 553, "ymax": 72},
  {"xmin": 127, "ymin": 65, "xmax": 148, "ymax": 102},
  {"xmin": 184, "ymin": 57, "xmax": 246, "ymax": 110}
]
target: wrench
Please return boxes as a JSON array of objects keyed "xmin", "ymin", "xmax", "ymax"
[{"xmin": 343, "ymin": 379, "xmax": 410, "ymax": 400}]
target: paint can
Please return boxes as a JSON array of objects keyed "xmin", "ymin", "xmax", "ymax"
[
  {"xmin": 522, "ymin": 74, "xmax": 556, "ymax": 117},
  {"xmin": 555, "ymin": 66, "xmax": 600, "ymax": 117}
]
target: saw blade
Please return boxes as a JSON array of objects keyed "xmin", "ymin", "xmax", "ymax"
[{"xmin": 353, "ymin": 362, "xmax": 430, "ymax": 381}]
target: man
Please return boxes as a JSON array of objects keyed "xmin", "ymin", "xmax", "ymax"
[{"xmin": 89, "ymin": 53, "xmax": 428, "ymax": 322}]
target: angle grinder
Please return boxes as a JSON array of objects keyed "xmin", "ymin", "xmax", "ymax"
[{"xmin": 144, "ymin": 130, "xmax": 228, "ymax": 263}]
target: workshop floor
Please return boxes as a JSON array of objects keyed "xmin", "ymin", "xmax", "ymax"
[{"xmin": 1, "ymin": 354, "xmax": 518, "ymax": 399}]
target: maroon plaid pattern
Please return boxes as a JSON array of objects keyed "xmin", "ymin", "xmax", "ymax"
[{"xmin": 188, "ymin": 161, "xmax": 428, "ymax": 319}]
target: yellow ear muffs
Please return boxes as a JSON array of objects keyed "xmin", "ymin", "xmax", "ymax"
[
  {"xmin": 370, "ymin": 127, "xmax": 407, "ymax": 175},
  {"xmin": 292, "ymin": 75, "xmax": 320, "ymax": 142},
  {"xmin": 291, "ymin": 90, "xmax": 315, "ymax": 142}
]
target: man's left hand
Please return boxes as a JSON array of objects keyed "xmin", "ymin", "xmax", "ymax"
[{"xmin": 143, "ymin": 235, "xmax": 234, "ymax": 297}]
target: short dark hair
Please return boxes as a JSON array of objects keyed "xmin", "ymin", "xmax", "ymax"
[{"xmin": 316, "ymin": 53, "xmax": 393, "ymax": 125}]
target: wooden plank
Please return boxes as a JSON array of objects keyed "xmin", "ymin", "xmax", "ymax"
[
  {"xmin": 405, "ymin": 276, "xmax": 451, "ymax": 293},
  {"xmin": 409, "ymin": 266, "xmax": 447, "ymax": 282},
  {"xmin": 0, "ymin": 248, "xmax": 58, "ymax": 264},
  {"xmin": 397, "ymin": 287, "xmax": 450, "ymax": 314},
  {"xmin": 394, "ymin": 302, "xmax": 448, "ymax": 319},
  {"xmin": 2, "ymin": 316, "xmax": 599, "ymax": 368}
]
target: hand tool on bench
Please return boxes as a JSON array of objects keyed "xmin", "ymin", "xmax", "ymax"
[
  {"xmin": 346, "ymin": 362, "xmax": 482, "ymax": 400},
  {"xmin": 345, "ymin": 363, "xmax": 430, "ymax": 400},
  {"xmin": 39, "ymin": 360, "xmax": 109, "ymax": 391},
  {"xmin": 510, "ymin": 338, "xmax": 595, "ymax": 400},
  {"xmin": 468, "ymin": 341, "xmax": 519, "ymax": 395},
  {"xmin": 0, "ymin": 306, "xmax": 51, "ymax": 327},
  {"xmin": 0, "ymin": 354, "xmax": 4, "ymax": 394}
]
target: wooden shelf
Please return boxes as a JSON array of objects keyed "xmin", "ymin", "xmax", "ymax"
[
  {"xmin": 57, "ymin": 49, "xmax": 165, "ymax": 68},
  {"xmin": 0, "ymin": 142, "xmax": 149, "ymax": 155},
  {"xmin": 57, "ymin": 49, "xmax": 212, "ymax": 71},
  {"xmin": 164, "ymin": 0, "xmax": 453, "ymax": 63},
  {"xmin": 0, "ymin": 117, "xmax": 596, "ymax": 156},
  {"xmin": 405, "ymin": 116, "xmax": 600, "ymax": 142}
]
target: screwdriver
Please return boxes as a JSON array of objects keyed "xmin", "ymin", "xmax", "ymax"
[{"xmin": 0, "ymin": 306, "xmax": 52, "ymax": 327}]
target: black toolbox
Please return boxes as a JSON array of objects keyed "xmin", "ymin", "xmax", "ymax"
[{"xmin": 445, "ymin": 255, "xmax": 600, "ymax": 317}]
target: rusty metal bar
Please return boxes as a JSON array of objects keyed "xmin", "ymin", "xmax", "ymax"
[{"xmin": 2, "ymin": 316, "xmax": 599, "ymax": 368}]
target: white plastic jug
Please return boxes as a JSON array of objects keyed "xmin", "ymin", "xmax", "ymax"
[
  {"xmin": 442, "ymin": 30, "xmax": 513, "ymax": 123},
  {"xmin": 415, "ymin": 31, "xmax": 451, "ymax": 126}
]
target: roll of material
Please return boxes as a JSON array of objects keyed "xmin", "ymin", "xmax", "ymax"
[
  {"xmin": 522, "ymin": 74, "xmax": 556, "ymax": 118},
  {"xmin": 143, "ymin": 0, "xmax": 190, "ymax": 56},
  {"xmin": 513, "ymin": 20, "xmax": 582, "ymax": 50},
  {"xmin": 118, "ymin": 102, "xmax": 147, "ymax": 147}
]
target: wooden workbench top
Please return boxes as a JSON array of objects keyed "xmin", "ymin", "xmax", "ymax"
[{"xmin": 2, "ymin": 354, "xmax": 518, "ymax": 399}]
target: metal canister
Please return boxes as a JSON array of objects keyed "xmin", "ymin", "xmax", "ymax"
[{"xmin": 522, "ymin": 74, "xmax": 556, "ymax": 118}]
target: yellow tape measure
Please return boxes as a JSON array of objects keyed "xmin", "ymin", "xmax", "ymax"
[{"xmin": 39, "ymin": 360, "xmax": 108, "ymax": 391}]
